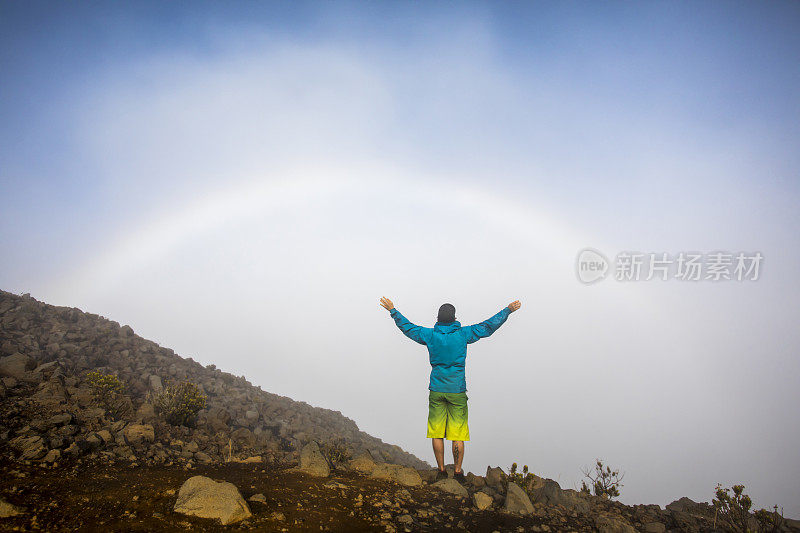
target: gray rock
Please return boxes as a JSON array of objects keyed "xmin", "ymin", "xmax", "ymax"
[
  {"xmin": 504, "ymin": 482, "xmax": 534, "ymax": 515},
  {"xmin": 529, "ymin": 478, "xmax": 590, "ymax": 514},
  {"xmin": 48, "ymin": 413, "xmax": 73, "ymax": 426},
  {"xmin": 297, "ymin": 441, "xmax": 330, "ymax": 477},
  {"xmin": 10, "ymin": 435, "xmax": 47, "ymax": 460},
  {"xmin": 230, "ymin": 427, "xmax": 255, "ymax": 447},
  {"xmin": 473, "ymin": 491, "xmax": 493, "ymax": 510},
  {"xmin": 467, "ymin": 472, "xmax": 485, "ymax": 488},
  {"xmin": 0, "ymin": 498, "xmax": 24, "ymax": 518},
  {"xmin": 397, "ymin": 514, "xmax": 413, "ymax": 524},
  {"xmin": 370, "ymin": 463, "xmax": 423, "ymax": 487},
  {"xmin": 248, "ymin": 493, "xmax": 266, "ymax": 503},
  {"xmin": 0, "ymin": 353, "xmax": 33, "ymax": 379},
  {"xmin": 149, "ymin": 375, "xmax": 163, "ymax": 392},
  {"xmin": 173, "ymin": 475, "xmax": 252, "ymax": 525},
  {"xmin": 86, "ymin": 432, "xmax": 103, "ymax": 448},
  {"xmin": 486, "ymin": 465, "xmax": 506, "ymax": 488},
  {"xmin": 65, "ymin": 440, "xmax": 90, "ymax": 457},
  {"xmin": 124, "ymin": 424, "xmax": 154, "ymax": 445},
  {"xmin": 194, "ymin": 451, "xmax": 213, "ymax": 463},
  {"xmin": 416, "ymin": 468, "xmax": 439, "ymax": 483},
  {"xmin": 348, "ymin": 451, "xmax": 378, "ymax": 475},
  {"xmin": 42, "ymin": 449, "xmax": 61, "ymax": 463},
  {"xmin": 432, "ymin": 478, "xmax": 469, "ymax": 498}
]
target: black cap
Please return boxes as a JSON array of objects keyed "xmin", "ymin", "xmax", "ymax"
[{"xmin": 437, "ymin": 303, "xmax": 456, "ymax": 323}]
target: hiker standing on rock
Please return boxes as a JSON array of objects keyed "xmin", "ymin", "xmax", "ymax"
[{"xmin": 380, "ymin": 297, "xmax": 521, "ymax": 484}]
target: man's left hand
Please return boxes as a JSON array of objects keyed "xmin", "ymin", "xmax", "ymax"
[{"xmin": 380, "ymin": 297, "xmax": 394, "ymax": 311}]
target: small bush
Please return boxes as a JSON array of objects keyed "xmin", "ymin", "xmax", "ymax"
[
  {"xmin": 508, "ymin": 462, "xmax": 532, "ymax": 491},
  {"xmin": 713, "ymin": 483, "xmax": 752, "ymax": 532},
  {"xmin": 150, "ymin": 380, "xmax": 207, "ymax": 426},
  {"xmin": 320, "ymin": 437, "xmax": 353, "ymax": 468},
  {"xmin": 713, "ymin": 483, "xmax": 785, "ymax": 533},
  {"xmin": 85, "ymin": 371, "xmax": 131, "ymax": 420},
  {"xmin": 754, "ymin": 505, "xmax": 786, "ymax": 533},
  {"xmin": 581, "ymin": 459, "xmax": 624, "ymax": 499}
]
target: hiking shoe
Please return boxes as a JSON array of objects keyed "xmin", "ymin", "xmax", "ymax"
[
  {"xmin": 434, "ymin": 469, "xmax": 448, "ymax": 482},
  {"xmin": 453, "ymin": 471, "xmax": 466, "ymax": 484}
]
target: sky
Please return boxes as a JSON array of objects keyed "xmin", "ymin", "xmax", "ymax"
[{"xmin": 1, "ymin": 0, "xmax": 799, "ymax": 517}]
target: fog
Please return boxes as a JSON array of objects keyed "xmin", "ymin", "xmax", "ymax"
[{"xmin": 1, "ymin": 2, "xmax": 798, "ymax": 516}]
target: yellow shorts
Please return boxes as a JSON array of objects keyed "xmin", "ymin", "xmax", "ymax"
[{"xmin": 426, "ymin": 390, "xmax": 470, "ymax": 441}]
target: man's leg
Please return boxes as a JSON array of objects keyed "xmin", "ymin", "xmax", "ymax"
[
  {"xmin": 451, "ymin": 440, "xmax": 465, "ymax": 473},
  {"xmin": 432, "ymin": 438, "xmax": 445, "ymax": 471},
  {"xmin": 426, "ymin": 391, "xmax": 447, "ymax": 471},
  {"xmin": 443, "ymin": 392, "xmax": 469, "ymax": 476}
]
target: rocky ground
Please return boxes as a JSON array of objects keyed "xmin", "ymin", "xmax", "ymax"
[
  {"xmin": 2, "ymin": 289, "xmax": 799, "ymax": 532},
  {"xmin": 0, "ymin": 457, "xmax": 593, "ymax": 532},
  {"xmin": 2, "ymin": 449, "xmax": 797, "ymax": 533}
]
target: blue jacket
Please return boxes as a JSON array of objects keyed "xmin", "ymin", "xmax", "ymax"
[{"xmin": 388, "ymin": 307, "xmax": 512, "ymax": 393}]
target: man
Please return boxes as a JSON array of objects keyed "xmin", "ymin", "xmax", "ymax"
[{"xmin": 379, "ymin": 297, "xmax": 521, "ymax": 483}]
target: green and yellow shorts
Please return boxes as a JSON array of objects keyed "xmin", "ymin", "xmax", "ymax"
[{"xmin": 426, "ymin": 390, "xmax": 470, "ymax": 441}]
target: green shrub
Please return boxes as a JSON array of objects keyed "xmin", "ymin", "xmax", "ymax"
[
  {"xmin": 754, "ymin": 505, "xmax": 786, "ymax": 533},
  {"xmin": 151, "ymin": 380, "xmax": 207, "ymax": 426},
  {"xmin": 713, "ymin": 483, "xmax": 785, "ymax": 533},
  {"xmin": 581, "ymin": 459, "xmax": 624, "ymax": 499},
  {"xmin": 713, "ymin": 483, "xmax": 752, "ymax": 532},
  {"xmin": 320, "ymin": 437, "xmax": 353, "ymax": 468},
  {"xmin": 85, "ymin": 371, "xmax": 131, "ymax": 420},
  {"xmin": 508, "ymin": 462, "xmax": 532, "ymax": 491}
]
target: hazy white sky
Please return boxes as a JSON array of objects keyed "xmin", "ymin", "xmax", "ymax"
[{"xmin": 1, "ymin": 1, "xmax": 798, "ymax": 517}]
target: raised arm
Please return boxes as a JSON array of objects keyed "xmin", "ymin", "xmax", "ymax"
[
  {"xmin": 464, "ymin": 300, "xmax": 521, "ymax": 344},
  {"xmin": 380, "ymin": 297, "xmax": 431, "ymax": 345}
]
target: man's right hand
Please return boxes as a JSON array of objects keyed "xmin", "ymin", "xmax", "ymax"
[{"xmin": 507, "ymin": 300, "xmax": 521, "ymax": 312}]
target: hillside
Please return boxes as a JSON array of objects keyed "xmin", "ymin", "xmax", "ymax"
[
  {"xmin": 1, "ymin": 288, "xmax": 798, "ymax": 532},
  {"xmin": 0, "ymin": 289, "xmax": 427, "ymax": 469}
]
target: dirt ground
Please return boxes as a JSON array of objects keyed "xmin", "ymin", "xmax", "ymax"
[{"xmin": 0, "ymin": 459, "xmax": 597, "ymax": 532}]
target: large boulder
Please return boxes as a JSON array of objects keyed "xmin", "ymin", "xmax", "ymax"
[
  {"xmin": 347, "ymin": 450, "xmax": 378, "ymax": 475},
  {"xmin": 432, "ymin": 478, "xmax": 469, "ymax": 498},
  {"xmin": 205, "ymin": 407, "xmax": 231, "ymax": 433},
  {"xmin": 504, "ymin": 482, "xmax": 534, "ymax": 515},
  {"xmin": 230, "ymin": 427, "xmax": 255, "ymax": 448},
  {"xmin": 0, "ymin": 498, "xmax": 24, "ymax": 518},
  {"xmin": 370, "ymin": 463, "xmax": 423, "ymax": 487},
  {"xmin": 473, "ymin": 491, "xmax": 493, "ymax": 510},
  {"xmin": 529, "ymin": 477, "xmax": 590, "ymax": 514},
  {"xmin": 173, "ymin": 476, "xmax": 252, "ymax": 525},
  {"xmin": 123, "ymin": 424, "xmax": 154, "ymax": 445},
  {"xmin": 0, "ymin": 353, "xmax": 33, "ymax": 379},
  {"xmin": 296, "ymin": 441, "xmax": 330, "ymax": 477},
  {"xmin": 148, "ymin": 375, "xmax": 163, "ymax": 392},
  {"xmin": 485, "ymin": 465, "xmax": 506, "ymax": 489},
  {"xmin": 9, "ymin": 435, "xmax": 47, "ymax": 460}
]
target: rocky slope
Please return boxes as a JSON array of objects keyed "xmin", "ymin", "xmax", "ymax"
[
  {"xmin": 1, "ymin": 288, "xmax": 798, "ymax": 532},
  {"xmin": 0, "ymin": 289, "xmax": 427, "ymax": 469}
]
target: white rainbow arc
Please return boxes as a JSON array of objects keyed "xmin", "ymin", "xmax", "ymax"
[{"xmin": 50, "ymin": 161, "xmax": 643, "ymax": 309}]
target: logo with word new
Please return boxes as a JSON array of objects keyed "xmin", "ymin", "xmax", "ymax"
[{"xmin": 576, "ymin": 248, "xmax": 610, "ymax": 284}]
